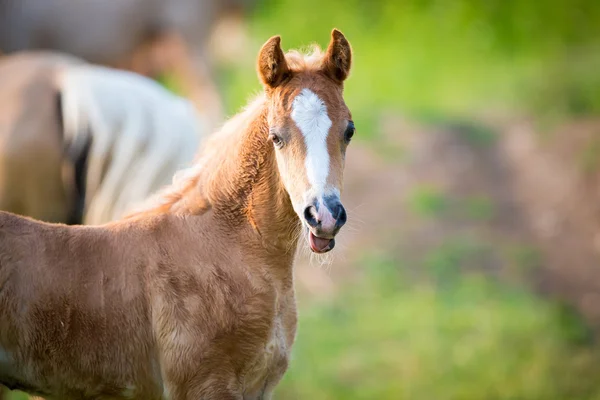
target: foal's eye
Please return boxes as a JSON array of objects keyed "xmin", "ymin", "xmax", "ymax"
[
  {"xmin": 344, "ymin": 121, "xmax": 355, "ymax": 143},
  {"xmin": 269, "ymin": 132, "xmax": 284, "ymax": 149}
]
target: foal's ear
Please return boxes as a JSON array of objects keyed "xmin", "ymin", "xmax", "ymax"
[
  {"xmin": 321, "ymin": 29, "xmax": 352, "ymax": 83},
  {"xmin": 257, "ymin": 35, "xmax": 290, "ymax": 88}
]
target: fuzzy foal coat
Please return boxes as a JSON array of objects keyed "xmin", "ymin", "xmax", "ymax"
[{"xmin": 0, "ymin": 209, "xmax": 295, "ymax": 399}]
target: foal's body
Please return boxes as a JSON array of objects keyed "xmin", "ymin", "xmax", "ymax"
[
  {"xmin": 0, "ymin": 210, "xmax": 294, "ymax": 399},
  {"xmin": 0, "ymin": 30, "xmax": 353, "ymax": 399}
]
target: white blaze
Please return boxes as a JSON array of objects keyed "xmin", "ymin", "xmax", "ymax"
[{"xmin": 291, "ymin": 88, "xmax": 332, "ymax": 193}]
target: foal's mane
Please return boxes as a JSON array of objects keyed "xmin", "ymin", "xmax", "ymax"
[
  {"xmin": 128, "ymin": 95, "xmax": 265, "ymax": 217},
  {"xmin": 129, "ymin": 45, "xmax": 326, "ymax": 218}
]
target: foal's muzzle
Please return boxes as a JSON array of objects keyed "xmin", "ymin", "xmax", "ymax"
[{"xmin": 302, "ymin": 196, "xmax": 347, "ymax": 253}]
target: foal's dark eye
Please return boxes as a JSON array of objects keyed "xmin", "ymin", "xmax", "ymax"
[
  {"xmin": 344, "ymin": 121, "xmax": 355, "ymax": 142},
  {"xmin": 269, "ymin": 132, "xmax": 284, "ymax": 148}
]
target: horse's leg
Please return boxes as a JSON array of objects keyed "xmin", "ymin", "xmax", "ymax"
[{"xmin": 116, "ymin": 36, "xmax": 158, "ymax": 78}]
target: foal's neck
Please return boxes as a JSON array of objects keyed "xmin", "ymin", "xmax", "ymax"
[{"xmin": 170, "ymin": 98, "xmax": 301, "ymax": 256}]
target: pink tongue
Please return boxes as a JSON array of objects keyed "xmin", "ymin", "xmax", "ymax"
[{"xmin": 310, "ymin": 233, "xmax": 333, "ymax": 253}]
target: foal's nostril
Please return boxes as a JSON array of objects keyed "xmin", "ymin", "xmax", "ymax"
[
  {"xmin": 303, "ymin": 205, "xmax": 319, "ymax": 228},
  {"xmin": 335, "ymin": 204, "xmax": 347, "ymax": 228},
  {"xmin": 331, "ymin": 203, "xmax": 342, "ymax": 219}
]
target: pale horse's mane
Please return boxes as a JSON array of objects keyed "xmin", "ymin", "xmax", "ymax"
[
  {"xmin": 132, "ymin": 45, "xmax": 327, "ymax": 215},
  {"xmin": 57, "ymin": 63, "xmax": 209, "ymax": 224}
]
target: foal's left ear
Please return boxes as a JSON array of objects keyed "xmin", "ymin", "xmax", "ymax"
[
  {"xmin": 257, "ymin": 35, "xmax": 291, "ymax": 89},
  {"xmin": 321, "ymin": 29, "xmax": 352, "ymax": 84}
]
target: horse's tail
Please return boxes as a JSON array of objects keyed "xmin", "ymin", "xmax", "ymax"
[{"xmin": 55, "ymin": 71, "xmax": 92, "ymax": 225}]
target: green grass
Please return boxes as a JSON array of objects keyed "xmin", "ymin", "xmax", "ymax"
[
  {"xmin": 463, "ymin": 195, "xmax": 495, "ymax": 221},
  {"xmin": 407, "ymin": 188, "xmax": 495, "ymax": 221},
  {"xmin": 276, "ymin": 256, "xmax": 600, "ymax": 400},
  {"xmin": 407, "ymin": 186, "xmax": 449, "ymax": 218},
  {"xmin": 578, "ymin": 137, "xmax": 600, "ymax": 173},
  {"xmin": 6, "ymin": 391, "xmax": 27, "ymax": 400}
]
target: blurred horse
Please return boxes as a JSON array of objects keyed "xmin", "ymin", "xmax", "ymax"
[
  {"xmin": 0, "ymin": 0, "xmax": 253, "ymax": 128},
  {"xmin": 0, "ymin": 52, "xmax": 207, "ymax": 227}
]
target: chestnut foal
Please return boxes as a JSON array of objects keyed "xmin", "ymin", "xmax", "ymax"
[{"xmin": 0, "ymin": 29, "xmax": 354, "ymax": 399}]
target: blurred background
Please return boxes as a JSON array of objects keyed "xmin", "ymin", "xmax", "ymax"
[{"xmin": 4, "ymin": 0, "xmax": 600, "ymax": 399}]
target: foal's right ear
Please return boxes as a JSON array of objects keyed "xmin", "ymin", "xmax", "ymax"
[
  {"xmin": 321, "ymin": 29, "xmax": 352, "ymax": 84},
  {"xmin": 257, "ymin": 35, "xmax": 291, "ymax": 89}
]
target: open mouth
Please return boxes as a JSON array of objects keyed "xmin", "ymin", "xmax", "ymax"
[{"xmin": 309, "ymin": 231, "xmax": 335, "ymax": 253}]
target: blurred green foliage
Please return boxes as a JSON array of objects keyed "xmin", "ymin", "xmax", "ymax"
[
  {"xmin": 276, "ymin": 256, "xmax": 600, "ymax": 400},
  {"xmin": 219, "ymin": 0, "xmax": 600, "ymax": 126},
  {"xmin": 6, "ymin": 393, "xmax": 26, "ymax": 400},
  {"xmin": 578, "ymin": 137, "xmax": 600, "ymax": 173},
  {"xmin": 407, "ymin": 186, "xmax": 449, "ymax": 217},
  {"xmin": 463, "ymin": 196, "xmax": 494, "ymax": 221}
]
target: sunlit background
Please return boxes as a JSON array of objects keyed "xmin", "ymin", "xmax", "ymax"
[{"xmin": 5, "ymin": 0, "xmax": 600, "ymax": 399}]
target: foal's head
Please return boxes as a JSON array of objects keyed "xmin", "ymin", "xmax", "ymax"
[{"xmin": 257, "ymin": 29, "xmax": 354, "ymax": 253}]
